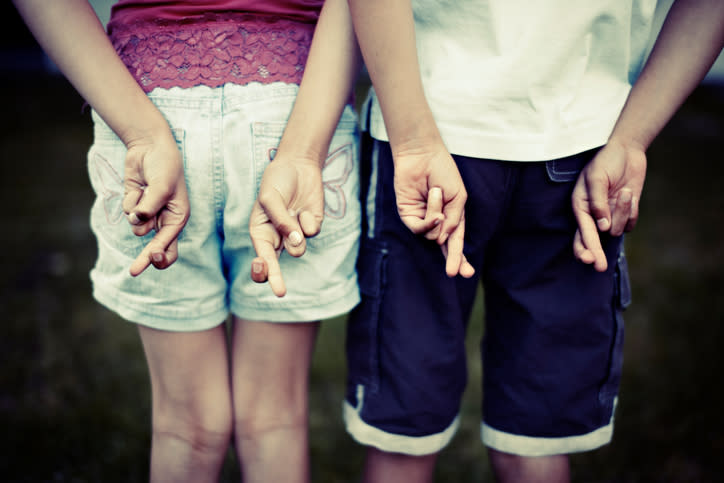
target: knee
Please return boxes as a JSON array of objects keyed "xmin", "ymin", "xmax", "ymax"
[
  {"xmin": 233, "ymin": 394, "xmax": 308, "ymax": 439},
  {"xmin": 153, "ymin": 401, "xmax": 233, "ymax": 456},
  {"xmin": 488, "ymin": 449, "xmax": 570, "ymax": 483}
]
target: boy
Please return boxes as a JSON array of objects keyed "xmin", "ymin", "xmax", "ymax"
[{"xmin": 343, "ymin": 0, "xmax": 724, "ymax": 481}]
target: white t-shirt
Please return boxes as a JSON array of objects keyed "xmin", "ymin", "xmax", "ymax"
[{"xmin": 367, "ymin": 0, "xmax": 660, "ymax": 161}]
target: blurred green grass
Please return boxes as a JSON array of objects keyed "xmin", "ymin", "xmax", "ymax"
[{"xmin": 1, "ymin": 74, "xmax": 722, "ymax": 482}]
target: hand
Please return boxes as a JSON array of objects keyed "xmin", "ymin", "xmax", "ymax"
[
  {"xmin": 122, "ymin": 131, "xmax": 190, "ymax": 276},
  {"xmin": 571, "ymin": 140, "xmax": 647, "ymax": 272},
  {"xmin": 249, "ymin": 155, "xmax": 325, "ymax": 297},
  {"xmin": 392, "ymin": 142, "xmax": 474, "ymax": 278}
]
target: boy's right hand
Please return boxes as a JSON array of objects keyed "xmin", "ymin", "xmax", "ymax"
[
  {"xmin": 122, "ymin": 132, "xmax": 190, "ymax": 277},
  {"xmin": 391, "ymin": 142, "xmax": 475, "ymax": 278}
]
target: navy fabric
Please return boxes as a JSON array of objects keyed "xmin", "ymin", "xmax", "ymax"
[{"xmin": 346, "ymin": 138, "xmax": 629, "ymax": 442}]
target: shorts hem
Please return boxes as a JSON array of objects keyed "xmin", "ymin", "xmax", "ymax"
[
  {"xmin": 232, "ymin": 285, "xmax": 360, "ymax": 323},
  {"xmin": 481, "ymin": 421, "xmax": 614, "ymax": 457},
  {"xmin": 93, "ymin": 286, "xmax": 229, "ymax": 332},
  {"xmin": 343, "ymin": 400, "xmax": 459, "ymax": 456}
]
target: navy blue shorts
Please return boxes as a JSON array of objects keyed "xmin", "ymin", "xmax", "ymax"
[{"xmin": 343, "ymin": 138, "xmax": 631, "ymax": 457}]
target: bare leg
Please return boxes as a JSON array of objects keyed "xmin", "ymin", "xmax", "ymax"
[
  {"xmin": 488, "ymin": 448, "xmax": 570, "ymax": 483},
  {"xmin": 362, "ymin": 446, "xmax": 438, "ymax": 483},
  {"xmin": 138, "ymin": 324, "xmax": 233, "ymax": 483},
  {"xmin": 231, "ymin": 317, "xmax": 319, "ymax": 483}
]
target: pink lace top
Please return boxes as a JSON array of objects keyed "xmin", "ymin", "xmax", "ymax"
[{"xmin": 107, "ymin": 1, "xmax": 324, "ymax": 92}]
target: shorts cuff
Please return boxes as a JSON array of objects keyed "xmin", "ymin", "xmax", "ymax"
[
  {"xmin": 481, "ymin": 420, "xmax": 614, "ymax": 457},
  {"xmin": 93, "ymin": 286, "xmax": 228, "ymax": 332},
  {"xmin": 343, "ymin": 400, "xmax": 459, "ymax": 456},
  {"xmin": 232, "ymin": 282, "xmax": 360, "ymax": 323}
]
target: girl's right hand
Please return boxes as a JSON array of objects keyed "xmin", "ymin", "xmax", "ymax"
[{"xmin": 122, "ymin": 130, "xmax": 190, "ymax": 276}]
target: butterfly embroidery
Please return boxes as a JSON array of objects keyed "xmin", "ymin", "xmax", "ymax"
[
  {"xmin": 321, "ymin": 143, "xmax": 353, "ymax": 219},
  {"xmin": 92, "ymin": 153, "xmax": 125, "ymax": 225},
  {"xmin": 266, "ymin": 143, "xmax": 353, "ymax": 219}
]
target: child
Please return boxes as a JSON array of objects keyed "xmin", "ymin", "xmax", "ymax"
[
  {"xmin": 343, "ymin": 0, "xmax": 724, "ymax": 482},
  {"xmin": 13, "ymin": 0, "xmax": 361, "ymax": 481}
]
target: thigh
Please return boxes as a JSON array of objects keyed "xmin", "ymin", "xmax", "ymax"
[
  {"xmin": 138, "ymin": 324, "xmax": 233, "ymax": 424},
  {"xmin": 481, "ymin": 151, "xmax": 630, "ymax": 456},
  {"xmin": 231, "ymin": 317, "xmax": 319, "ymax": 418}
]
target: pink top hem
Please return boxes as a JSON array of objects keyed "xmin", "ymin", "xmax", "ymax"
[{"xmin": 109, "ymin": 13, "xmax": 315, "ymax": 92}]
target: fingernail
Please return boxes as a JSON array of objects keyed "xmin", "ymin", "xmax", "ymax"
[
  {"xmin": 128, "ymin": 212, "xmax": 140, "ymax": 225},
  {"xmin": 152, "ymin": 252, "xmax": 163, "ymax": 263},
  {"xmin": 597, "ymin": 218, "xmax": 610, "ymax": 231},
  {"xmin": 252, "ymin": 261, "xmax": 263, "ymax": 274},
  {"xmin": 288, "ymin": 231, "xmax": 303, "ymax": 246}
]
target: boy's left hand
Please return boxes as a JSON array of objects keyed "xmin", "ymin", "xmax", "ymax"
[{"xmin": 571, "ymin": 140, "xmax": 647, "ymax": 272}]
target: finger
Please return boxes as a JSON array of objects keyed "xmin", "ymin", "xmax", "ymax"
[
  {"xmin": 400, "ymin": 213, "xmax": 442, "ymax": 235},
  {"xmin": 441, "ymin": 243, "xmax": 476, "ymax": 279},
  {"xmin": 573, "ymin": 212, "xmax": 608, "ymax": 272},
  {"xmin": 250, "ymin": 257, "xmax": 268, "ymax": 284},
  {"xmin": 423, "ymin": 187, "xmax": 445, "ymax": 240},
  {"xmin": 459, "ymin": 254, "xmax": 476, "ymax": 279},
  {"xmin": 625, "ymin": 194, "xmax": 640, "ymax": 233},
  {"xmin": 609, "ymin": 188, "xmax": 633, "ymax": 236},
  {"xmin": 254, "ymin": 242, "xmax": 287, "ymax": 297},
  {"xmin": 257, "ymin": 190, "xmax": 306, "ymax": 257},
  {"xmin": 437, "ymin": 190, "xmax": 466, "ymax": 246},
  {"xmin": 585, "ymin": 172, "xmax": 612, "ymax": 233},
  {"xmin": 122, "ymin": 186, "xmax": 143, "ymax": 219},
  {"xmin": 299, "ymin": 209, "xmax": 322, "ymax": 238},
  {"xmin": 443, "ymin": 217, "xmax": 466, "ymax": 277},
  {"xmin": 123, "ymin": 188, "xmax": 157, "ymax": 236},
  {"xmin": 573, "ymin": 229, "xmax": 596, "ymax": 265},
  {"xmin": 128, "ymin": 222, "xmax": 183, "ymax": 276},
  {"xmin": 134, "ymin": 181, "xmax": 178, "ymax": 219},
  {"xmin": 129, "ymin": 216, "xmax": 156, "ymax": 237}
]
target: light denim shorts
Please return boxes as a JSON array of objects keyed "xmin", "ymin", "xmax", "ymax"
[{"xmin": 87, "ymin": 83, "xmax": 361, "ymax": 331}]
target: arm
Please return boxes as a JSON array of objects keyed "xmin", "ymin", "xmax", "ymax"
[
  {"xmin": 572, "ymin": 0, "xmax": 724, "ymax": 271},
  {"xmin": 347, "ymin": 0, "xmax": 474, "ymax": 278},
  {"xmin": 13, "ymin": 0, "xmax": 189, "ymax": 276},
  {"xmin": 248, "ymin": 0, "xmax": 363, "ymax": 297}
]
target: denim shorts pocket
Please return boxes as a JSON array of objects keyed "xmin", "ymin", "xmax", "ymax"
[
  {"xmin": 346, "ymin": 238, "xmax": 388, "ymax": 396},
  {"xmin": 252, "ymin": 119, "xmax": 360, "ymax": 248},
  {"xmin": 88, "ymin": 114, "xmax": 186, "ymax": 259},
  {"xmin": 545, "ymin": 149, "xmax": 597, "ymax": 183}
]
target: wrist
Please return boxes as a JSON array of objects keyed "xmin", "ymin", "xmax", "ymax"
[
  {"xmin": 606, "ymin": 133, "xmax": 647, "ymax": 155},
  {"xmin": 120, "ymin": 116, "xmax": 175, "ymax": 151},
  {"xmin": 390, "ymin": 130, "xmax": 447, "ymax": 164},
  {"xmin": 275, "ymin": 139, "xmax": 329, "ymax": 168},
  {"xmin": 384, "ymin": 104, "xmax": 445, "ymax": 160}
]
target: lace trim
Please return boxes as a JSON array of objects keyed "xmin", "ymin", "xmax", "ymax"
[{"xmin": 109, "ymin": 14, "xmax": 315, "ymax": 92}]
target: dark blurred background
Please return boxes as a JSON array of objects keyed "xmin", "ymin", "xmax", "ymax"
[{"xmin": 1, "ymin": 2, "xmax": 723, "ymax": 482}]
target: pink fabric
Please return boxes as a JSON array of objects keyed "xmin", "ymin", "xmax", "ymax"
[
  {"xmin": 107, "ymin": 1, "xmax": 323, "ymax": 92},
  {"xmin": 110, "ymin": 0, "xmax": 324, "ymax": 24}
]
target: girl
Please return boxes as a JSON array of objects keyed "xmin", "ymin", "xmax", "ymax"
[{"xmin": 13, "ymin": 0, "xmax": 361, "ymax": 481}]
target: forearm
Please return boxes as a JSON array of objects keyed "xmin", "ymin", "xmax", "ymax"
[
  {"xmin": 610, "ymin": 0, "xmax": 724, "ymax": 151},
  {"xmin": 13, "ymin": 0, "xmax": 171, "ymax": 146},
  {"xmin": 347, "ymin": 0, "xmax": 442, "ymax": 155},
  {"xmin": 276, "ymin": 0, "xmax": 362, "ymax": 165}
]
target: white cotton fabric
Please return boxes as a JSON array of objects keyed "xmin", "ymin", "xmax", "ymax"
[{"xmin": 368, "ymin": 0, "xmax": 660, "ymax": 161}]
